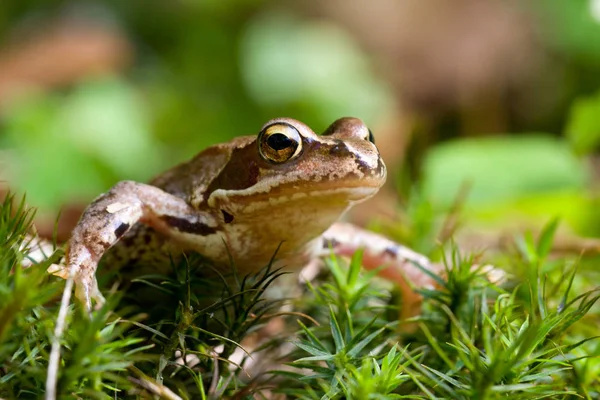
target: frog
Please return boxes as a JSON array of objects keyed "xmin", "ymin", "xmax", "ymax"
[{"xmin": 64, "ymin": 117, "xmax": 436, "ymax": 312}]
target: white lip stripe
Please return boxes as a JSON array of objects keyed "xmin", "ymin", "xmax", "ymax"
[{"xmin": 208, "ymin": 185, "xmax": 379, "ymax": 210}]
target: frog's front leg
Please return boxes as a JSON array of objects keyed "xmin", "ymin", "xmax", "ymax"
[{"xmin": 66, "ymin": 180, "xmax": 218, "ymax": 310}]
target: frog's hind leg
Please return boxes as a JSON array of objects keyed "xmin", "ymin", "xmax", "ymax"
[
  {"xmin": 315, "ymin": 222, "xmax": 439, "ymax": 320},
  {"xmin": 316, "ymin": 222, "xmax": 503, "ymax": 321}
]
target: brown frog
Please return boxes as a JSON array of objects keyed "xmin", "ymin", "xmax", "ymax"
[{"xmin": 64, "ymin": 117, "xmax": 434, "ymax": 311}]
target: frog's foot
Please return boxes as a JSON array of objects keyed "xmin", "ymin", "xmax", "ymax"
[
  {"xmin": 47, "ymin": 260, "xmax": 106, "ymax": 312},
  {"xmin": 47, "ymin": 263, "xmax": 69, "ymax": 279},
  {"xmin": 74, "ymin": 272, "xmax": 106, "ymax": 311},
  {"xmin": 65, "ymin": 241, "xmax": 109, "ymax": 311}
]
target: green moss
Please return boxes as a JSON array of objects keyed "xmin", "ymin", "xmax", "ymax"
[{"xmin": 1, "ymin": 195, "xmax": 598, "ymax": 398}]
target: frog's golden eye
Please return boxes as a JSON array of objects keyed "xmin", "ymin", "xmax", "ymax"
[{"xmin": 258, "ymin": 123, "xmax": 303, "ymax": 163}]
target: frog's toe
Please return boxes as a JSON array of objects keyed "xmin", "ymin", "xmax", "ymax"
[
  {"xmin": 92, "ymin": 289, "xmax": 106, "ymax": 310},
  {"xmin": 47, "ymin": 263, "xmax": 70, "ymax": 279},
  {"xmin": 74, "ymin": 274, "xmax": 104, "ymax": 313}
]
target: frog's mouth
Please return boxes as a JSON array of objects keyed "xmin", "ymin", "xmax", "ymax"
[
  {"xmin": 294, "ymin": 180, "xmax": 382, "ymax": 201},
  {"xmin": 208, "ymin": 178, "xmax": 383, "ymax": 212}
]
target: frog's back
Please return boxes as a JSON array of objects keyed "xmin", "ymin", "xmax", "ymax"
[
  {"xmin": 150, "ymin": 136, "xmax": 255, "ymax": 200},
  {"xmin": 100, "ymin": 136, "xmax": 256, "ymax": 275}
]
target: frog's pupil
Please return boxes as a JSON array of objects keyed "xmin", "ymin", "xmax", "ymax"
[{"xmin": 268, "ymin": 133, "xmax": 293, "ymax": 150}]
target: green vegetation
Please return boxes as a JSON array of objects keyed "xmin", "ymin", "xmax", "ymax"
[
  {"xmin": 1, "ymin": 194, "xmax": 598, "ymax": 399},
  {"xmin": 2, "ymin": 1, "xmax": 600, "ymax": 399}
]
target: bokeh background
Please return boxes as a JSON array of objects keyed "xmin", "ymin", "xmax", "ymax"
[{"xmin": 1, "ymin": 0, "xmax": 600, "ymax": 259}]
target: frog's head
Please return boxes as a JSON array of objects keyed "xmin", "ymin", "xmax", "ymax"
[
  {"xmin": 204, "ymin": 117, "xmax": 386, "ymax": 218},
  {"xmin": 189, "ymin": 117, "xmax": 386, "ymax": 264}
]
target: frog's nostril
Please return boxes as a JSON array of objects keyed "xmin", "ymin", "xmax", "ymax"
[{"xmin": 328, "ymin": 141, "xmax": 351, "ymax": 156}]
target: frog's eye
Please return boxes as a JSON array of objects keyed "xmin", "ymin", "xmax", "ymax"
[{"xmin": 258, "ymin": 123, "xmax": 303, "ymax": 163}]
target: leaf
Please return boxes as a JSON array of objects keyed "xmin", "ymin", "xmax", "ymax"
[
  {"xmin": 566, "ymin": 90, "xmax": 600, "ymax": 154},
  {"xmin": 536, "ymin": 217, "xmax": 559, "ymax": 259},
  {"xmin": 346, "ymin": 328, "xmax": 385, "ymax": 359},
  {"xmin": 329, "ymin": 307, "xmax": 345, "ymax": 353}
]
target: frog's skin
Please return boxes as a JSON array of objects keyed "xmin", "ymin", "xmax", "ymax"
[{"xmin": 66, "ymin": 117, "xmax": 434, "ymax": 311}]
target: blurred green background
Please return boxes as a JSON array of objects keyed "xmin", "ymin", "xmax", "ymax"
[{"xmin": 1, "ymin": 0, "xmax": 600, "ymax": 246}]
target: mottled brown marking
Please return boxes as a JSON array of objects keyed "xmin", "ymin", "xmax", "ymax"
[
  {"xmin": 114, "ymin": 223, "xmax": 130, "ymax": 239},
  {"xmin": 122, "ymin": 234, "xmax": 136, "ymax": 247},
  {"xmin": 86, "ymin": 236, "xmax": 111, "ymax": 253},
  {"xmin": 221, "ymin": 210, "xmax": 234, "ymax": 223},
  {"xmin": 354, "ymin": 158, "xmax": 371, "ymax": 174},
  {"xmin": 203, "ymin": 142, "xmax": 264, "ymax": 199},
  {"xmin": 161, "ymin": 215, "xmax": 217, "ymax": 236},
  {"xmin": 322, "ymin": 237, "xmax": 340, "ymax": 249},
  {"xmin": 384, "ymin": 246, "xmax": 398, "ymax": 258}
]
